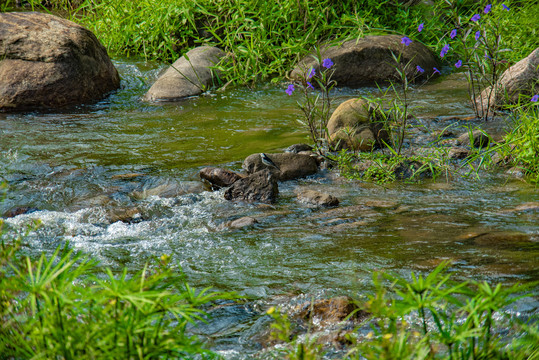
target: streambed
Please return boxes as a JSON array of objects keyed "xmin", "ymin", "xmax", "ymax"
[{"xmin": 1, "ymin": 59, "xmax": 538, "ymax": 358}]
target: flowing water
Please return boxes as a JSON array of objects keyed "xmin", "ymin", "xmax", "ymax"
[{"xmin": 1, "ymin": 59, "xmax": 538, "ymax": 357}]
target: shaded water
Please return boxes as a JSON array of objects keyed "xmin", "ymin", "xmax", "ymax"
[{"xmin": 1, "ymin": 59, "xmax": 538, "ymax": 357}]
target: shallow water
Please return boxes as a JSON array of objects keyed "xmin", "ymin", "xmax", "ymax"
[{"xmin": 1, "ymin": 59, "xmax": 538, "ymax": 357}]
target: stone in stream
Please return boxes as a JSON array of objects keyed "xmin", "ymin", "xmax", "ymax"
[
  {"xmin": 290, "ymin": 35, "xmax": 440, "ymax": 87},
  {"xmin": 456, "ymin": 130, "xmax": 491, "ymax": 148},
  {"xmin": 243, "ymin": 153, "xmax": 318, "ymax": 181},
  {"xmin": 0, "ymin": 12, "xmax": 120, "ymax": 112},
  {"xmin": 3, "ymin": 206, "xmax": 39, "ymax": 218},
  {"xmin": 476, "ymin": 47, "xmax": 539, "ymax": 111},
  {"xmin": 144, "ymin": 46, "xmax": 225, "ymax": 101},
  {"xmin": 285, "ymin": 143, "xmax": 313, "ymax": 153},
  {"xmin": 297, "ymin": 190, "xmax": 339, "ymax": 207},
  {"xmin": 327, "ymin": 98, "xmax": 389, "ymax": 152},
  {"xmin": 199, "ymin": 167, "xmax": 245, "ymax": 190},
  {"xmin": 226, "ymin": 216, "xmax": 258, "ymax": 229},
  {"xmin": 224, "ymin": 169, "xmax": 278, "ymax": 204}
]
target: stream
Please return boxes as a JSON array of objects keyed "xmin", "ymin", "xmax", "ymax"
[{"xmin": 1, "ymin": 59, "xmax": 538, "ymax": 358}]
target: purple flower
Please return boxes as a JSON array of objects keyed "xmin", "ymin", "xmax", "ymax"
[
  {"xmin": 418, "ymin": 23, "xmax": 424, "ymax": 32},
  {"xmin": 450, "ymin": 29, "xmax": 457, "ymax": 39},
  {"xmin": 401, "ymin": 36, "xmax": 412, "ymax": 46},
  {"xmin": 532, "ymin": 95, "xmax": 539, "ymax": 102},
  {"xmin": 475, "ymin": 30, "xmax": 481, "ymax": 41},
  {"xmin": 433, "ymin": 67, "xmax": 441, "ymax": 75},
  {"xmin": 502, "ymin": 3, "xmax": 510, "ymax": 10},
  {"xmin": 307, "ymin": 68, "xmax": 316, "ymax": 79},
  {"xmin": 322, "ymin": 58, "xmax": 334, "ymax": 69},
  {"xmin": 307, "ymin": 81, "xmax": 314, "ymax": 90},
  {"xmin": 484, "ymin": 4, "xmax": 492, "ymax": 14},
  {"xmin": 440, "ymin": 44, "xmax": 450, "ymax": 58},
  {"xmin": 416, "ymin": 65, "xmax": 425, "ymax": 73},
  {"xmin": 471, "ymin": 14, "xmax": 481, "ymax": 22},
  {"xmin": 285, "ymin": 84, "xmax": 294, "ymax": 96},
  {"xmin": 485, "ymin": 53, "xmax": 492, "ymax": 60},
  {"xmin": 455, "ymin": 60, "xmax": 462, "ymax": 68}
]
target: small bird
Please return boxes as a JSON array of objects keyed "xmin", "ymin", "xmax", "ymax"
[{"xmin": 260, "ymin": 153, "xmax": 280, "ymax": 171}]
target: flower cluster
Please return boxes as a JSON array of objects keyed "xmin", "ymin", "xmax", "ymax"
[{"xmin": 285, "ymin": 58, "xmax": 333, "ymax": 95}]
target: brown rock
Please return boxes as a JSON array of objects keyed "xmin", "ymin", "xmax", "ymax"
[
  {"xmin": 291, "ymin": 35, "xmax": 440, "ymax": 87},
  {"xmin": 457, "ymin": 130, "xmax": 491, "ymax": 148},
  {"xmin": 448, "ymin": 147, "xmax": 470, "ymax": 159},
  {"xmin": 477, "ymin": 47, "xmax": 539, "ymax": 111},
  {"xmin": 294, "ymin": 296, "xmax": 368, "ymax": 330},
  {"xmin": 199, "ymin": 167, "xmax": 245, "ymax": 189},
  {"xmin": 0, "ymin": 12, "xmax": 120, "ymax": 112},
  {"xmin": 297, "ymin": 190, "xmax": 339, "ymax": 207},
  {"xmin": 227, "ymin": 216, "xmax": 258, "ymax": 229},
  {"xmin": 224, "ymin": 170, "xmax": 278, "ymax": 204},
  {"xmin": 243, "ymin": 153, "xmax": 318, "ymax": 181},
  {"xmin": 144, "ymin": 46, "xmax": 224, "ymax": 101}
]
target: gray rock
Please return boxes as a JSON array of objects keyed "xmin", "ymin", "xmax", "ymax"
[
  {"xmin": 448, "ymin": 147, "xmax": 470, "ymax": 159},
  {"xmin": 297, "ymin": 190, "xmax": 339, "ymax": 207},
  {"xmin": 291, "ymin": 35, "xmax": 440, "ymax": 87},
  {"xmin": 199, "ymin": 167, "xmax": 245, "ymax": 189},
  {"xmin": 477, "ymin": 47, "xmax": 539, "ymax": 111},
  {"xmin": 243, "ymin": 153, "xmax": 318, "ymax": 181},
  {"xmin": 0, "ymin": 12, "xmax": 120, "ymax": 111},
  {"xmin": 224, "ymin": 170, "xmax": 278, "ymax": 204},
  {"xmin": 144, "ymin": 46, "xmax": 224, "ymax": 101},
  {"xmin": 285, "ymin": 143, "xmax": 313, "ymax": 153},
  {"xmin": 227, "ymin": 216, "xmax": 258, "ymax": 229}
]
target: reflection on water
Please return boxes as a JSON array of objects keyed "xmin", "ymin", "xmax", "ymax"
[{"xmin": 1, "ymin": 59, "xmax": 537, "ymax": 358}]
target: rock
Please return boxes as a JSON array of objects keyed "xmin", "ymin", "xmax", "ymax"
[
  {"xmin": 227, "ymin": 216, "xmax": 258, "ymax": 229},
  {"xmin": 327, "ymin": 98, "xmax": 389, "ymax": 151},
  {"xmin": 111, "ymin": 173, "xmax": 146, "ymax": 181},
  {"xmin": 144, "ymin": 46, "xmax": 225, "ymax": 101},
  {"xmin": 131, "ymin": 179, "xmax": 204, "ymax": 199},
  {"xmin": 456, "ymin": 130, "xmax": 491, "ymax": 148},
  {"xmin": 297, "ymin": 190, "xmax": 339, "ymax": 207},
  {"xmin": 107, "ymin": 207, "xmax": 143, "ymax": 224},
  {"xmin": 3, "ymin": 206, "xmax": 38, "ymax": 218},
  {"xmin": 477, "ymin": 47, "xmax": 539, "ymax": 111},
  {"xmin": 243, "ymin": 153, "xmax": 318, "ymax": 181},
  {"xmin": 293, "ymin": 296, "xmax": 368, "ymax": 330},
  {"xmin": 500, "ymin": 202, "xmax": 539, "ymax": 213},
  {"xmin": 471, "ymin": 232, "xmax": 535, "ymax": 247},
  {"xmin": 199, "ymin": 167, "xmax": 245, "ymax": 189},
  {"xmin": 394, "ymin": 160, "xmax": 432, "ymax": 180},
  {"xmin": 224, "ymin": 170, "xmax": 278, "ymax": 204},
  {"xmin": 0, "ymin": 12, "xmax": 120, "ymax": 112},
  {"xmin": 448, "ymin": 147, "xmax": 470, "ymax": 159},
  {"xmin": 285, "ymin": 143, "xmax": 313, "ymax": 153},
  {"xmin": 290, "ymin": 35, "xmax": 440, "ymax": 87}
]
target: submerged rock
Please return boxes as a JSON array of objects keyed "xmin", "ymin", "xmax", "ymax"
[
  {"xmin": 327, "ymin": 98, "xmax": 389, "ymax": 151},
  {"xmin": 243, "ymin": 153, "xmax": 318, "ymax": 181},
  {"xmin": 199, "ymin": 167, "xmax": 245, "ymax": 189},
  {"xmin": 291, "ymin": 35, "xmax": 440, "ymax": 87},
  {"xmin": 477, "ymin": 47, "xmax": 539, "ymax": 111},
  {"xmin": 293, "ymin": 296, "xmax": 368, "ymax": 330},
  {"xmin": 297, "ymin": 190, "xmax": 339, "ymax": 207},
  {"xmin": 224, "ymin": 170, "xmax": 278, "ymax": 204},
  {"xmin": 144, "ymin": 46, "xmax": 224, "ymax": 101},
  {"xmin": 0, "ymin": 12, "xmax": 120, "ymax": 112},
  {"xmin": 3, "ymin": 206, "xmax": 39, "ymax": 218},
  {"xmin": 227, "ymin": 216, "xmax": 258, "ymax": 229}
]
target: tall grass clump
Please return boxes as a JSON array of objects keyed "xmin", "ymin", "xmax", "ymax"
[{"xmin": 0, "ymin": 235, "xmax": 230, "ymax": 359}]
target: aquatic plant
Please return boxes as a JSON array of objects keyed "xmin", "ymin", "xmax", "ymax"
[{"xmin": 0, "ymin": 236, "xmax": 232, "ymax": 359}]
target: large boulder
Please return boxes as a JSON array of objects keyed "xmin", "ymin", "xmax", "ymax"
[
  {"xmin": 327, "ymin": 98, "xmax": 389, "ymax": 151},
  {"xmin": 144, "ymin": 46, "xmax": 224, "ymax": 101},
  {"xmin": 243, "ymin": 153, "xmax": 319, "ymax": 181},
  {"xmin": 477, "ymin": 47, "xmax": 539, "ymax": 111},
  {"xmin": 199, "ymin": 167, "xmax": 245, "ymax": 189},
  {"xmin": 0, "ymin": 12, "xmax": 120, "ymax": 112},
  {"xmin": 290, "ymin": 35, "xmax": 440, "ymax": 87},
  {"xmin": 224, "ymin": 170, "xmax": 278, "ymax": 204}
]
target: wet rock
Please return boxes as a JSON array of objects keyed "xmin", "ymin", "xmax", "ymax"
[
  {"xmin": 448, "ymin": 147, "xmax": 470, "ymax": 159},
  {"xmin": 291, "ymin": 35, "xmax": 440, "ymax": 87},
  {"xmin": 477, "ymin": 47, "xmax": 539, "ymax": 111},
  {"xmin": 327, "ymin": 98, "xmax": 389, "ymax": 152},
  {"xmin": 199, "ymin": 167, "xmax": 245, "ymax": 189},
  {"xmin": 362, "ymin": 199, "xmax": 399, "ymax": 209},
  {"xmin": 243, "ymin": 153, "xmax": 318, "ymax": 181},
  {"xmin": 297, "ymin": 190, "xmax": 339, "ymax": 207},
  {"xmin": 111, "ymin": 173, "xmax": 146, "ymax": 181},
  {"xmin": 227, "ymin": 216, "xmax": 258, "ymax": 229},
  {"xmin": 500, "ymin": 202, "xmax": 539, "ymax": 213},
  {"xmin": 285, "ymin": 143, "xmax": 313, "ymax": 153},
  {"xmin": 0, "ymin": 12, "xmax": 120, "ymax": 112},
  {"xmin": 394, "ymin": 160, "xmax": 432, "ymax": 180},
  {"xmin": 456, "ymin": 130, "xmax": 491, "ymax": 148},
  {"xmin": 293, "ymin": 296, "xmax": 368, "ymax": 330},
  {"xmin": 107, "ymin": 207, "xmax": 143, "ymax": 224},
  {"xmin": 3, "ymin": 206, "xmax": 38, "ymax": 218},
  {"xmin": 506, "ymin": 167, "xmax": 525, "ymax": 179},
  {"xmin": 144, "ymin": 46, "xmax": 224, "ymax": 101},
  {"xmin": 131, "ymin": 179, "xmax": 204, "ymax": 199},
  {"xmin": 471, "ymin": 232, "xmax": 535, "ymax": 247},
  {"xmin": 224, "ymin": 170, "xmax": 278, "ymax": 204}
]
